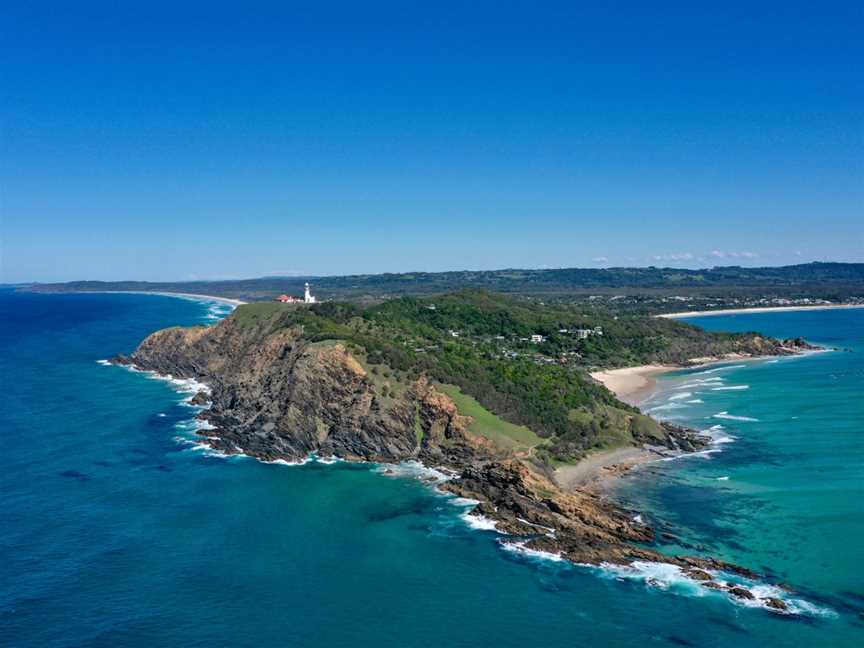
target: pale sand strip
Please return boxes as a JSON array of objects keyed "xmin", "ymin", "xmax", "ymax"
[
  {"xmin": 75, "ymin": 290, "xmax": 247, "ymax": 307},
  {"xmin": 658, "ymin": 304, "xmax": 864, "ymax": 319},
  {"xmin": 555, "ymin": 446, "xmax": 657, "ymax": 492},
  {"xmin": 590, "ymin": 364, "xmax": 675, "ymax": 406}
]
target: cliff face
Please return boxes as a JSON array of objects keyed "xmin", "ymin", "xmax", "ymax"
[
  {"xmin": 129, "ymin": 320, "xmax": 479, "ymax": 465},
  {"xmin": 116, "ymin": 308, "xmax": 783, "ymax": 604}
]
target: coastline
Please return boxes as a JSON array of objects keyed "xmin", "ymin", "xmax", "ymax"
[
  {"xmin": 555, "ymin": 446, "xmax": 660, "ymax": 493},
  {"xmin": 589, "ymin": 364, "xmax": 675, "ymax": 406},
  {"xmin": 658, "ymin": 303, "xmax": 864, "ymax": 319},
  {"xmin": 71, "ymin": 290, "xmax": 247, "ymax": 307}
]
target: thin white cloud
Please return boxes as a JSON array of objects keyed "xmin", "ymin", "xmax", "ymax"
[
  {"xmin": 592, "ymin": 256, "xmax": 609, "ymax": 263},
  {"xmin": 709, "ymin": 250, "xmax": 759, "ymax": 259},
  {"xmin": 651, "ymin": 252, "xmax": 695, "ymax": 262}
]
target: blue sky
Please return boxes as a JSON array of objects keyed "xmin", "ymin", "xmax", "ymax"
[{"xmin": 2, "ymin": 1, "xmax": 862, "ymax": 282}]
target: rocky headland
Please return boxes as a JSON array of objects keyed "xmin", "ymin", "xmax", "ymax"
[{"xmin": 112, "ymin": 303, "xmax": 815, "ymax": 612}]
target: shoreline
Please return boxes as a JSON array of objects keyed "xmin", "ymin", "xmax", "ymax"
[
  {"xmin": 658, "ymin": 303, "xmax": 864, "ymax": 319},
  {"xmin": 591, "ymin": 347, "xmax": 824, "ymax": 407},
  {"xmin": 69, "ymin": 290, "xmax": 247, "ymax": 307},
  {"xmin": 554, "ymin": 446, "xmax": 660, "ymax": 493},
  {"xmin": 589, "ymin": 364, "xmax": 675, "ymax": 406}
]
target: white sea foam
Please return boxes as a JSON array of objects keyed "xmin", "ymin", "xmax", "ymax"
[
  {"xmin": 96, "ymin": 359, "xmax": 111, "ymax": 366},
  {"xmin": 716, "ymin": 476, "xmax": 730, "ymax": 481},
  {"xmin": 675, "ymin": 382, "xmax": 706, "ymax": 389},
  {"xmin": 448, "ymin": 497, "xmax": 481, "ymax": 507},
  {"xmin": 694, "ymin": 364, "xmax": 746, "ymax": 375},
  {"xmin": 648, "ymin": 402, "xmax": 687, "ymax": 413},
  {"xmin": 712, "ymin": 411, "xmax": 759, "ymax": 422},
  {"xmin": 592, "ymin": 561, "xmax": 707, "ymax": 595},
  {"xmin": 586, "ymin": 561, "xmax": 834, "ymax": 617},
  {"xmin": 264, "ymin": 457, "xmax": 311, "ymax": 466},
  {"xmin": 375, "ymin": 460, "xmax": 454, "ymax": 483},
  {"xmin": 315, "ymin": 455, "xmax": 343, "ymax": 465},
  {"xmin": 685, "ymin": 399, "xmax": 703, "ymax": 404},
  {"xmin": 157, "ymin": 413, "xmax": 166, "ymax": 417},
  {"xmin": 499, "ymin": 540, "xmax": 564, "ymax": 562},
  {"xmin": 460, "ymin": 511, "xmax": 500, "ymax": 532},
  {"xmin": 668, "ymin": 392, "xmax": 693, "ymax": 401},
  {"xmin": 661, "ymin": 448, "xmax": 720, "ymax": 462},
  {"xmin": 712, "ymin": 385, "xmax": 749, "ymax": 391},
  {"xmin": 632, "ymin": 514, "xmax": 645, "ymax": 525}
]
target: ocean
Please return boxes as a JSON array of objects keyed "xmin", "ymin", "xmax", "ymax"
[{"xmin": 1, "ymin": 290, "xmax": 861, "ymax": 647}]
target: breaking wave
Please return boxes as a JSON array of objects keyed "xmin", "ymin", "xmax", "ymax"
[
  {"xmin": 586, "ymin": 561, "xmax": 835, "ymax": 617},
  {"xmin": 712, "ymin": 411, "xmax": 759, "ymax": 422},
  {"xmin": 668, "ymin": 392, "xmax": 693, "ymax": 401},
  {"xmin": 694, "ymin": 364, "xmax": 747, "ymax": 375},
  {"xmin": 499, "ymin": 540, "xmax": 564, "ymax": 563}
]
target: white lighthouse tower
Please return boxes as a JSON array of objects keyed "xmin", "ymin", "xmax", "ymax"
[{"xmin": 304, "ymin": 282, "xmax": 316, "ymax": 304}]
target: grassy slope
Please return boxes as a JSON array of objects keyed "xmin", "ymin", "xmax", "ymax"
[{"xmin": 437, "ymin": 384, "xmax": 543, "ymax": 450}]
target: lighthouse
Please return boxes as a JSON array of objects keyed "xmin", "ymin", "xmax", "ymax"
[{"xmin": 304, "ymin": 282, "xmax": 316, "ymax": 304}]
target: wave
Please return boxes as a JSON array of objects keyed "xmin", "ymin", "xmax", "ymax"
[
  {"xmin": 712, "ymin": 385, "xmax": 749, "ymax": 391},
  {"xmin": 686, "ymin": 399, "xmax": 703, "ymax": 404},
  {"xmin": 586, "ymin": 560, "xmax": 834, "ymax": 617},
  {"xmin": 667, "ymin": 392, "xmax": 693, "ymax": 401},
  {"xmin": 712, "ymin": 411, "xmax": 759, "ymax": 422},
  {"xmin": 499, "ymin": 540, "xmax": 564, "ymax": 563},
  {"xmin": 204, "ymin": 302, "xmax": 235, "ymax": 322},
  {"xmin": 716, "ymin": 476, "xmax": 729, "ymax": 481},
  {"xmin": 648, "ymin": 402, "xmax": 687, "ymax": 412},
  {"xmin": 694, "ymin": 364, "xmax": 747, "ymax": 375},
  {"xmin": 461, "ymin": 511, "xmax": 500, "ymax": 532},
  {"xmin": 375, "ymin": 460, "xmax": 455, "ymax": 483},
  {"xmin": 263, "ymin": 457, "xmax": 311, "ymax": 467}
]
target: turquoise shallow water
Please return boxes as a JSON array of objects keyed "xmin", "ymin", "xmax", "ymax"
[{"xmin": 2, "ymin": 292, "xmax": 862, "ymax": 647}]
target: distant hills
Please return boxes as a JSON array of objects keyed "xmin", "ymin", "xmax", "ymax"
[{"xmin": 25, "ymin": 262, "xmax": 864, "ymax": 305}]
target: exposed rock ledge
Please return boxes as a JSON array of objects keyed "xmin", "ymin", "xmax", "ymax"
[{"xmin": 112, "ymin": 315, "xmax": 790, "ymax": 612}]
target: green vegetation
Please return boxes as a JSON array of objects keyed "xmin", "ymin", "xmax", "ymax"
[
  {"xmin": 438, "ymin": 384, "xmax": 542, "ymax": 450},
  {"xmin": 219, "ymin": 289, "xmax": 791, "ymax": 462}
]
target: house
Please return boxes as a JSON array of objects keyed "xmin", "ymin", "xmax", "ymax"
[
  {"xmin": 530, "ymin": 334, "xmax": 546, "ymax": 343},
  {"xmin": 448, "ymin": 330, "xmax": 460, "ymax": 338},
  {"xmin": 276, "ymin": 294, "xmax": 301, "ymax": 303}
]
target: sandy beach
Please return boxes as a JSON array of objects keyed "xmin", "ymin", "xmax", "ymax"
[
  {"xmin": 77, "ymin": 290, "xmax": 247, "ymax": 307},
  {"xmin": 658, "ymin": 303, "xmax": 864, "ymax": 319},
  {"xmin": 554, "ymin": 446, "xmax": 657, "ymax": 492},
  {"xmin": 590, "ymin": 364, "xmax": 675, "ymax": 406}
]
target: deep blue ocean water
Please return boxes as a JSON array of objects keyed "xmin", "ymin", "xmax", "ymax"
[{"xmin": 2, "ymin": 291, "xmax": 862, "ymax": 647}]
